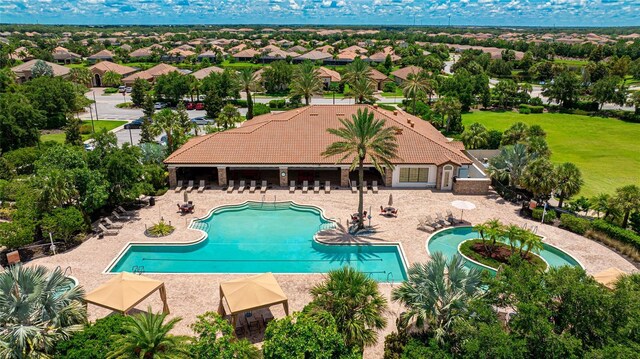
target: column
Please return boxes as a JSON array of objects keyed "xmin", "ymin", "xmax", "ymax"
[
  {"xmin": 435, "ymin": 165, "xmax": 443, "ymax": 190},
  {"xmin": 217, "ymin": 167, "xmax": 227, "ymax": 187},
  {"xmin": 384, "ymin": 168, "xmax": 393, "ymax": 187},
  {"xmin": 340, "ymin": 168, "xmax": 350, "ymax": 187},
  {"xmin": 168, "ymin": 167, "xmax": 177, "ymax": 188},
  {"xmin": 279, "ymin": 167, "xmax": 288, "ymax": 187}
]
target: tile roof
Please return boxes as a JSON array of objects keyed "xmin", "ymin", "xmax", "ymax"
[
  {"xmin": 88, "ymin": 49, "xmax": 114, "ymax": 59},
  {"xmin": 233, "ymin": 48, "xmax": 260, "ymax": 58},
  {"xmin": 368, "ymin": 68, "xmax": 390, "ymax": 81},
  {"xmin": 11, "ymin": 59, "xmax": 70, "ymax": 77},
  {"xmin": 317, "ymin": 67, "xmax": 341, "ymax": 82},
  {"xmin": 391, "ymin": 66, "xmax": 423, "ymax": 81},
  {"xmin": 296, "ymin": 50, "xmax": 333, "ymax": 61},
  {"xmin": 190, "ymin": 66, "xmax": 224, "ymax": 80},
  {"xmin": 88, "ymin": 61, "xmax": 136, "ymax": 75},
  {"xmin": 165, "ymin": 105, "xmax": 470, "ymax": 167},
  {"xmin": 122, "ymin": 63, "xmax": 178, "ymax": 82}
]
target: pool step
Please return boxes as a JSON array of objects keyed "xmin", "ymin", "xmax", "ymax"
[{"xmin": 191, "ymin": 221, "xmax": 209, "ymax": 232}]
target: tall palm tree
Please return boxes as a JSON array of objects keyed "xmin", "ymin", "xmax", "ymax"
[
  {"xmin": 342, "ymin": 57, "xmax": 371, "ymax": 85},
  {"xmin": 102, "ymin": 71, "xmax": 122, "ymax": 88},
  {"xmin": 346, "ymin": 76, "xmax": 375, "ymax": 104},
  {"xmin": 433, "ymin": 96, "xmax": 462, "ymax": 133},
  {"xmin": 290, "ymin": 61, "xmax": 323, "ymax": 106},
  {"xmin": 238, "ymin": 68, "xmax": 262, "ymax": 119},
  {"xmin": 0, "ymin": 265, "xmax": 86, "ymax": 358},
  {"xmin": 461, "ymin": 122, "xmax": 489, "ymax": 149},
  {"xmin": 521, "ymin": 158, "xmax": 557, "ymax": 203},
  {"xmin": 521, "ymin": 230, "xmax": 543, "ymax": 259},
  {"xmin": 487, "ymin": 143, "xmax": 531, "ymax": 188},
  {"xmin": 68, "ymin": 67, "xmax": 93, "ymax": 87},
  {"xmin": 614, "ymin": 184, "xmax": 640, "ymax": 228},
  {"xmin": 391, "ymin": 253, "xmax": 482, "ymax": 344},
  {"xmin": 187, "ymin": 75, "xmax": 201, "ymax": 103},
  {"xmin": 108, "ymin": 308, "xmax": 190, "ymax": 359},
  {"xmin": 554, "ymin": 162, "xmax": 583, "ymax": 208},
  {"xmin": 151, "ymin": 108, "xmax": 191, "ymax": 153},
  {"xmin": 402, "ymin": 71, "xmax": 430, "ymax": 114},
  {"xmin": 322, "ymin": 108, "xmax": 399, "ymax": 230},
  {"xmin": 309, "ymin": 266, "xmax": 388, "ymax": 350}
]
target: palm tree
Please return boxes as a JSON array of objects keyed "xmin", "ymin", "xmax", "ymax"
[
  {"xmin": 216, "ymin": 104, "xmax": 242, "ymax": 130},
  {"xmin": 322, "ymin": 108, "xmax": 399, "ymax": 230},
  {"xmin": 614, "ymin": 185, "xmax": 640, "ymax": 228},
  {"xmin": 187, "ymin": 75, "xmax": 201, "ymax": 103},
  {"xmin": 69, "ymin": 67, "xmax": 93, "ymax": 87},
  {"xmin": 402, "ymin": 71, "xmax": 430, "ymax": 114},
  {"xmin": 487, "ymin": 143, "xmax": 531, "ymax": 188},
  {"xmin": 554, "ymin": 162, "xmax": 583, "ymax": 208},
  {"xmin": 108, "ymin": 308, "xmax": 190, "ymax": 359},
  {"xmin": 461, "ymin": 122, "xmax": 489, "ymax": 149},
  {"xmin": 309, "ymin": 266, "xmax": 388, "ymax": 350},
  {"xmin": 290, "ymin": 61, "xmax": 323, "ymax": 106},
  {"xmin": 342, "ymin": 57, "xmax": 371, "ymax": 85},
  {"xmin": 521, "ymin": 230, "xmax": 543, "ymax": 259},
  {"xmin": 504, "ymin": 224, "xmax": 524, "ymax": 254},
  {"xmin": 237, "ymin": 68, "xmax": 262, "ymax": 119},
  {"xmin": 521, "ymin": 158, "xmax": 557, "ymax": 203},
  {"xmin": 391, "ymin": 253, "xmax": 482, "ymax": 344},
  {"xmin": 102, "ymin": 70, "xmax": 122, "ymax": 88},
  {"xmin": 433, "ymin": 96, "xmax": 462, "ymax": 133},
  {"xmin": 346, "ymin": 76, "xmax": 375, "ymax": 104},
  {"xmin": 151, "ymin": 108, "xmax": 193, "ymax": 153},
  {"xmin": 0, "ymin": 265, "xmax": 86, "ymax": 358},
  {"xmin": 473, "ymin": 222, "xmax": 490, "ymax": 252},
  {"xmin": 35, "ymin": 168, "xmax": 79, "ymax": 210},
  {"xmin": 484, "ymin": 219, "xmax": 505, "ymax": 253},
  {"xmin": 591, "ymin": 193, "xmax": 615, "ymax": 219}
]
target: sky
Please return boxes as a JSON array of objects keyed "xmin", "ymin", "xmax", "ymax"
[{"xmin": 1, "ymin": 0, "xmax": 639, "ymax": 27}]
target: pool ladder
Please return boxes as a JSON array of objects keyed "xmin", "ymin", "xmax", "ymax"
[
  {"xmin": 387, "ymin": 272, "xmax": 394, "ymax": 287},
  {"xmin": 55, "ymin": 266, "xmax": 73, "ymax": 277},
  {"xmin": 132, "ymin": 266, "xmax": 145, "ymax": 275}
]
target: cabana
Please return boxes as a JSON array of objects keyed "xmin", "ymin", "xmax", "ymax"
[
  {"xmin": 217, "ymin": 273, "xmax": 289, "ymax": 325},
  {"xmin": 593, "ymin": 267, "xmax": 626, "ymax": 290},
  {"xmin": 85, "ymin": 272, "xmax": 169, "ymax": 314}
]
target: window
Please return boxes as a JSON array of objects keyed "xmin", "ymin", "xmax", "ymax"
[{"xmin": 399, "ymin": 168, "xmax": 429, "ymax": 183}]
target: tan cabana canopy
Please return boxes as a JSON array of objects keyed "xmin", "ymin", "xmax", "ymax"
[
  {"xmin": 593, "ymin": 267, "xmax": 626, "ymax": 290},
  {"xmin": 85, "ymin": 272, "xmax": 169, "ymax": 314},
  {"xmin": 217, "ymin": 273, "xmax": 289, "ymax": 320}
]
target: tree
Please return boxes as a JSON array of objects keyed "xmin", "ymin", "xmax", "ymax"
[
  {"xmin": 154, "ymin": 71, "xmax": 190, "ymax": 105},
  {"xmin": 521, "ymin": 158, "xmax": 557, "ymax": 203},
  {"xmin": 308, "ymin": 266, "xmax": 388, "ymax": 350},
  {"xmin": 343, "ymin": 57, "xmax": 371, "ymax": 85},
  {"xmin": 554, "ymin": 162, "xmax": 583, "ymax": 208},
  {"xmin": 492, "ymin": 79, "xmax": 519, "ymax": 109},
  {"xmin": 31, "ymin": 59, "xmax": 54, "ymax": 78},
  {"xmin": 140, "ymin": 93, "xmax": 156, "ymax": 143},
  {"xmin": 383, "ymin": 54, "xmax": 393, "ymax": 73},
  {"xmin": 131, "ymin": 78, "xmax": 150, "ymax": 107},
  {"xmin": 64, "ymin": 115, "xmax": 83, "ymax": 146},
  {"xmin": 345, "ymin": 76, "xmax": 375, "ymax": 104},
  {"xmin": 0, "ymin": 265, "xmax": 86, "ymax": 358},
  {"xmin": 216, "ymin": 104, "xmax": 242, "ymax": 130},
  {"xmin": 54, "ymin": 315, "xmax": 131, "ymax": 359},
  {"xmin": 630, "ymin": 91, "xmax": 640, "ymax": 115},
  {"xmin": 0, "ymin": 92, "xmax": 44, "ymax": 152},
  {"xmin": 613, "ymin": 185, "xmax": 640, "ymax": 228},
  {"xmin": 501, "ymin": 122, "xmax": 529, "ymax": 146},
  {"xmin": 108, "ymin": 308, "xmax": 190, "ymax": 359},
  {"xmin": 592, "ymin": 76, "xmax": 627, "ymax": 110},
  {"xmin": 542, "ymin": 70, "xmax": 581, "ymax": 108},
  {"xmin": 488, "ymin": 143, "xmax": 531, "ymax": 187},
  {"xmin": 322, "ymin": 108, "xmax": 398, "ymax": 230},
  {"xmin": 392, "ymin": 253, "xmax": 482, "ymax": 344},
  {"xmin": 41, "ymin": 206, "xmax": 87, "ymax": 242},
  {"xmin": 151, "ymin": 107, "xmax": 192, "ymax": 153},
  {"xmin": 237, "ymin": 68, "xmax": 261, "ymax": 119},
  {"xmin": 203, "ymin": 90, "xmax": 224, "ymax": 120},
  {"xmin": 290, "ymin": 61, "xmax": 323, "ymax": 105},
  {"xmin": 402, "ymin": 71, "xmax": 430, "ymax": 114},
  {"xmin": 101, "ymin": 70, "xmax": 122, "ymax": 88},
  {"xmin": 433, "ymin": 96, "xmax": 463, "ymax": 133},
  {"xmin": 461, "ymin": 122, "xmax": 489, "ymax": 149},
  {"xmin": 68, "ymin": 67, "xmax": 92, "ymax": 87},
  {"xmin": 190, "ymin": 312, "xmax": 260, "ymax": 359},
  {"xmin": 23, "ymin": 76, "xmax": 78, "ymax": 129},
  {"xmin": 0, "ymin": 68, "xmax": 16, "ymax": 93},
  {"xmin": 262, "ymin": 60, "xmax": 293, "ymax": 94}
]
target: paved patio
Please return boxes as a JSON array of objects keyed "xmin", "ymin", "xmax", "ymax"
[{"xmin": 30, "ymin": 188, "xmax": 637, "ymax": 358}]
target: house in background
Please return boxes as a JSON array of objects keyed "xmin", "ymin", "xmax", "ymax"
[
  {"xmin": 87, "ymin": 49, "xmax": 115, "ymax": 62},
  {"xmin": 368, "ymin": 68, "xmax": 391, "ymax": 91},
  {"xmin": 11, "ymin": 59, "xmax": 71, "ymax": 83},
  {"xmin": 191, "ymin": 65, "xmax": 224, "ymax": 80},
  {"xmin": 122, "ymin": 63, "xmax": 179, "ymax": 85},
  {"xmin": 317, "ymin": 67, "xmax": 341, "ymax": 89},
  {"xmin": 52, "ymin": 46, "xmax": 81, "ymax": 64},
  {"xmin": 88, "ymin": 61, "xmax": 137, "ymax": 87},
  {"xmin": 390, "ymin": 65, "xmax": 423, "ymax": 85}
]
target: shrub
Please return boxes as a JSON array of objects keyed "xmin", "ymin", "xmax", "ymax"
[
  {"xmin": 41, "ymin": 207, "xmax": 87, "ymax": 242},
  {"xmin": 0, "ymin": 207, "xmax": 16, "ymax": 221},
  {"xmin": 591, "ymin": 219, "xmax": 640, "ymax": 249},
  {"xmin": 79, "ymin": 124, "xmax": 93, "ymax": 135},
  {"xmin": 519, "ymin": 107, "xmax": 531, "ymax": 114},
  {"xmin": 559, "ymin": 214, "xmax": 591, "ymax": 235},
  {"xmin": 532, "ymin": 207, "xmax": 556, "ymax": 223},
  {"xmin": 115, "ymin": 102, "xmax": 134, "ymax": 109},
  {"xmin": 54, "ymin": 315, "xmax": 131, "ymax": 359},
  {"xmin": 529, "ymin": 97, "xmax": 544, "ymax": 106},
  {"xmin": 519, "ymin": 104, "xmax": 544, "ymax": 114},
  {"xmin": 253, "ymin": 103, "xmax": 271, "ymax": 116},
  {"xmin": 268, "ymin": 99, "xmax": 287, "ymax": 109},
  {"xmin": 383, "ymin": 81, "xmax": 397, "ymax": 93},
  {"xmin": 229, "ymin": 99, "xmax": 248, "ymax": 107},
  {"xmin": 378, "ymin": 104, "xmax": 396, "ymax": 111},
  {"xmin": 147, "ymin": 220, "xmax": 174, "ymax": 237},
  {"xmin": 103, "ymin": 87, "xmax": 118, "ymax": 94}
]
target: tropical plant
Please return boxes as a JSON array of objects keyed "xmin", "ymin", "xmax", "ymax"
[
  {"xmin": 614, "ymin": 185, "xmax": 640, "ymax": 228},
  {"xmin": 290, "ymin": 61, "xmax": 323, "ymax": 106},
  {"xmin": 521, "ymin": 158, "xmax": 557, "ymax": 203},
  {"xmin": 345, "ymin": 76, "xmax": 375, "ymax": 104},
  {"xmin": 391, "ymin": 253, "xmax": 482, "ymax": 344},
  {"xmin": 102, "ymin": 71, "xmax": 122, "ymax": 88},
  {"xmin": 501, "ymin": 122, "xmax": 529, "ymax": 146},
  {"xmin": 190, "ymin": 311, "xmax": 260, "ymax": 359},
  {"xmin": 237, "ymin": 68, "xmax": 261, "ymax": 119},
  {"xmin": 68, "ymin": 67, "xmax": 92, "ymax": 87},
  {"xmin": 554, "ymin": 162, "xmax": 583, "ymax": 208},
  {"xmin": 433, "ymin": 96, "xmax": 463, "ymax": 133},
  {"xmin": 308, "ymin": 266, "xmax": 388, "ymax": 350},
  {"xmin": 31, "ymin": 60, "xmax": 54, "ymax": 78},
  {"xmin": 402, "ymin": 71, "xmax": 430, "ymax": 114},
  {"xmin": 343, "ymin": 57, "xmax": 371, "ymax": 85},
  {"xmin": 131, "ymin": 78, "xmax": 150, "ymax": 107},
  {"xmin": 147, "ymin": 220, "xmax": 174, "ymax": 237},
  {"xmin": 487, "ymin": 143, "xmax": 531, "ymax": 187},
  {"xmin": 322, "ymin": 108, "xmax": 398, "ymax": 230},
  {"xmin": 461, "ymin": 122, "xmax": 489, "ymax": 149},
  {"xmin": 150, "ymin": 106, "xmax": 193, "ymax": 153},
  {"xmin": 216, "ymin": 104, "xmax": 242, "ymax": 130},
  {"xmin": 0, "ymin": 265, "xmax": 86, "ymax": 358},
  {"xmin": 107, "ymin": 308, "xmax": 190, "ymax": 359}
]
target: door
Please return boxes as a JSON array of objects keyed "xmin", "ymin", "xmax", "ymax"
[{"xmin": 441, "ymin": 165, "xmax": 453, "ymax": 190}]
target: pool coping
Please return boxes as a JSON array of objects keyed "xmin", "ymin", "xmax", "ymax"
[
  {"xmin": 103, "ymin": 200, "xmax": 410, "ymax": 282},
  {"xmin": 424, "ymin": 226, "xmax": 584, "ymax": 272}
]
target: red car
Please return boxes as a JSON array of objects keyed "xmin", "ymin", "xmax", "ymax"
[
  {"xmin": 195, "ymin": 102, "xmax": 204, "ymax": 110},
  {"xmin": 185, "ymin": 102, "xmax": 195, "ymax": 110}
]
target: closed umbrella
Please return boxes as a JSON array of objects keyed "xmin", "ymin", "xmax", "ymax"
[
  {"xmin": 388, "ymin": 194, "xmax": 393, "ymax": 207},
  {"xmin": 183, "ymin": 191, "xmax": 188, "ymax": 203},
  {"xmin": 451, "ymin": 200, "xmax": 476, "ymax": 222}
]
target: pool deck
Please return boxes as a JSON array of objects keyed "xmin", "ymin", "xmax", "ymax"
[{"xmin": 29, "ymin": 188, "xmax": 638, "ymax": 358}]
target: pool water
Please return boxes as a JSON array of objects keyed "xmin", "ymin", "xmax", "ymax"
[
  {"xmin": 427, "ymin": 226, "xmax": 582, "ymax": 272},
  {"xmin": 109, "ymin": 202, "xmax": 407, "ymax": 282}
]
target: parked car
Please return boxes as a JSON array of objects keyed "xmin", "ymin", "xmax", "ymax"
[
  {"xmin": 154, "ymin": 102, "xmax": 167, "ymax": 110},
  {"xmin": 118, "ymin": 85, "xmax": 126, "ymax": 93},
  {"xmin": 124, "ymin": 117, "xmax": 146, "ymax": 129},
  {"xmin": 125, "ymin": 87, "xmax": 132, "ymax": 93},
  {"xmin": 195, "ymin": 102, "xmax": 204, "ymax": 110},
  {"xmin": 185, "ymin": 102, "xmax": 195, "ymax": 110},
  {"xmin": 84, "ymin": 142, "xmax": 95, "ymax": 151},
  {"xmin": 191, "ymin": 117, "xmax": 215, "ymax": 125}
]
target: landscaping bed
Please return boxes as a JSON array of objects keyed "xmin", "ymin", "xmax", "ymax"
[{"xmin": 459, "ymin": 239, "xmax": 547, "ymax": 271}]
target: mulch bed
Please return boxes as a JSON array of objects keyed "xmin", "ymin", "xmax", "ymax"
[{"xmin": 471, "ymin": 242, "xmax": 538, "ymax": 266}]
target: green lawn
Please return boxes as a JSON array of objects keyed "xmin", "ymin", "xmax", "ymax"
[
  {"xmin": 462, "ymin": 111, "xmax": 640, "ymax": 197},
  {"xmin": 553, "ymin": 59, "xmax": 589, "ymax": 67},
  {"xmin": 40, "ymin": 120, "xmax": 127, "ymax": 143},
  {"xmin": 380, "ymin": 89, "xmax": 403, "ymax": 98}
]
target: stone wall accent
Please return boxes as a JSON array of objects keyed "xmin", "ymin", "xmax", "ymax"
[
  {"xmin": 453, "ymin": 178, "xmax": 491, "ymax": 195},
  {"xmin": 168, "ymin": 167, "xmax": 177, "ymax": 188},
  {"xmin": 384, "ymin": 168, "xmax": 393, "ymax": 187},
  {"xmin": 435, "ymin": 165, "xmax": 443, "ymax": 190},
  {"xmin": 217, "ymin": 167, "xmax": 227, "ymax": 187},
  {"xmin": 340, "ymin": 168, "xmax": 350, "ymax": 187},
  {"xmin": 279, "ymin": 167, "xmax": 288, "ymax": 187}
]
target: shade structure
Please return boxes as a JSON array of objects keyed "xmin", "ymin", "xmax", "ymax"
[
  {"xmin": 593, "ymin": 267, "xmax": 626, "ymax": 290},
  {"xmin": 218, "ymin": 273, "xmax": 289, "ymax": 320},
  {"xmin": 451, "ymin": 200, "xmax": 476, "ymax": 222},
  {"xmin": 85, "ymin": 272, "xmax": 169, "ymax": 314}
]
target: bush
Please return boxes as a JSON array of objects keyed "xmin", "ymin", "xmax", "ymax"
[
  {"xmin": 253, "ymin": 103, "xmax": 271, "ymax": 116},
  {"xmin": 532, "ymin": 207, "xmax": 556, "ymax": 224},
  {"xmin": 529, "ymin": 97, "xmax": 544, "ymax": 106},
  {"xmin": 229, "ymin": 99, "xmax": 248, "ymax": 107},
  {"xmin": 0, "ymin": 207, "xmax": 15, "ymax": 221},
  {"xmin": 79, "ymin": 124, "xmax": 93, "ymax": 135},
  {"xmin": 54, "ymin": 315, "xmax": 131, "ymax": 359},
  {"xmin": 115, "ymin": 102, "xmax": 134, "ymax": 109},
  {"xmin": 591, "ymin": 219, "xmax": 640, "ymax": 249},
  {"xmin": 519, "ymin": 104, "xmax": 544, "ymax": 114},
  {"xmin": 147, "ymin": 220, "xmax": 174, "ymax": 237},
  {"xmin": 559, "ymin": 214, "xmax": 591, "ymax": 235},
  {"xmin": 378, "ymin": 104, "xmax": 396, "ymax": 111},
  {"xmin": 383, "ymin": 81, "xmax": 397, "ymax": 93},
  {"xmin": 41, "ymin": 207, "xmax": 87, "ymax": 242},
  {"xmin": 268, "ymin": 99, "xmax": 287, "ymax": 109},
  {"xmin": 519, "ymin": 107, "xmax": 531, "ymax": 114},
  {"xmin": 103, "ymin": 87, "xmax": 118, "ymax": 94}
]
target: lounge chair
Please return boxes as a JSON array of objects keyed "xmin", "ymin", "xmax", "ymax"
[
  {"xmin": 197, "ymin": 180, "xmax": 206, "ymax": 193},
  {"xmin": 117, "ymin": 206, "xmax": 135, "ymax": 216},
  {"xmin": 226, "ymin": 180, "xmax": 235, "ymax": 193},
  {"xmin": 436, "ymin": 212, "xmax": 451, "ymax": 227},
  {"xmin": 302, "ymin": 180, "xmax": 309, "ymax": 193},
  {"xmin": 174, "ymin": 180, "xmax": 184, "ymax": 193},
  {"xmin": 260, "ymin": 180, "xmax": 267, "ymax": 193},
  {"xmin": 112, "ymin": 211, "xmax": 130, "ymax": 221},
  {"xmin": 426, "ymin": 215, "xmax": 441, "ymax": 229},
  {"xmin": 362, "ymin": 181, "xmax": 368, "ymax": 194},
  {"xmin": 351, "ymin": 181, "xmax": 357, "ymax": 193},
  {"xmin": 186, "ymin": 180, "xmax": 195, "ymax": 193},
  {"xmin": 417, "ymin": 218, "xmax": 434, "ymax": 232},
  {"xmin": 104, "ymin": 217, "xmax": 124, "ymax": 229},
  {"xmin": 313, "ymin": 180, "xmax": 320, "ymax": 193},
  {"xmin": 324, "ymin": 181, "xmax": 331, "ymax": 194},
  {"xmin": 446, "ymin": 210, "xmax": 458, "ymax": 224},
  {"xmin": 238, "ymin": 180, "xmax": 246, "ymax": 193},
  {"xmin": 249, "ymin": 180, "xmax": 256, "ymax": 193},
  {"xmin": 98, "ymin": 224, "xmax": 118, "ymax": 236},
  {"xmin": 372, "ymin": 181, "xmax": 379, "ymax": 194},
  {"xmin": 289, "ymin": 180, "xmax": 296, "ymax": 193}
]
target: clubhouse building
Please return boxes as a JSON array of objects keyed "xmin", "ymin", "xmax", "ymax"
[{"xmin": 164, "ymin": 105, "xmax": 490, "ymax": 194}]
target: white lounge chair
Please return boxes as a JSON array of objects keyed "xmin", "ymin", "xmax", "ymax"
[
  {"xmin": 289, "ymin": 180, "xmax": 296, "ymax": 193},
  {"xmin": 446, "ymin": 210, "xmax": 459, "ymax": 224},
  {"xmin": 186, "ymin": 180, "xmax": 194, "ymax": 193},
  {"xmin": 436, "ymin": 212, "xmax": 451, "ymax": 227},
  {"xmin": 351, "ymin": 181, "xmax": 357, "ymax": 193},
  {"xmin": 104, "ymin": 217, "xmax": 123, "ymax": 229},
  {"xmin": 313, "ymin": 180, "xmax": 320, "ymax": 193},
  {"xmin": 324, "ymin": 181, "xmax": 331, "ymax": 194},
  {"xmin": 372, "ymin": 181, "xmax": 379, "ymax": 194},
  {"xmin": 238, "ymin": 180, "xmax": 246, "ymax": 193},
  {"xmin": 260, "ymin": 180, "xmax": 268, "ymax": 193},
  {"xmin": 417, "ymin": 218, "xmax": 434, "ymax": 232},
  {"xmin": 98, "ymin": 224, "xmax": 118, "ymax": 236},
  {"xmin": 174, "ymin": 180, "xmax": 184, "ymax": 193},
  {"xmin": 198, "ymin": 180, "xmax": 206, "ymax": 193},
  {"xmin": 226, "ymin": 180, "xmax": 235, "ymax": 193},
  {"xmin": 249, "ymin": 180, "xmax": 256, "ymax": 193},
  {"xmin": 362, "ymin": 181, "xmax": 368, "ymax": 194},
  {"xmin": 426, "ymin": 215, "xmax": 441, "ymax": 229},
  {"xmin": 112, "ymin": 211, "xmax": 130, "ymax": 221},
  {"xmin": 117, "ymin": 206, "xmax": 135, "ymax": 216},
  {"xmin": 302, "ymin": 180, "xmax": 309, "ymax": 193}
]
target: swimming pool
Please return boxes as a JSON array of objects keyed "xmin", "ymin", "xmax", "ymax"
[
  {"xmin": 108, "ymin": 202, "xmax": 408, "ymax": 282},
  {"xmin": 426, "ymin": 226, "xmax": 582, "ymax": 272}
]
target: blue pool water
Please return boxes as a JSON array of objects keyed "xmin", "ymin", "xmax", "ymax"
[
  {"xmin": 109, "ymin": 202, "xmax": 407, "ymax": 282},
  {"xmin": 427, "ymin": 226, "xmax": 582, "ymax": 272}
]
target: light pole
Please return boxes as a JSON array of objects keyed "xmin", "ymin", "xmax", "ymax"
[
  {"xmin": 128, "ymin": 126, "xmax": 133, "ymax": 145},
  {"xmin": 48, "ymin": 232, "xmax": 57, "ymax": 255}
]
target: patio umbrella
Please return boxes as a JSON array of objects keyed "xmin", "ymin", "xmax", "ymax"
[
  {"xmin": 451, "ymin": 200, "xmax": 476, "ymax": 222},
  {"xmin": 388, "ymin": 194, "xmax": 393, "ymax": 207},
  {"xmin": 183, "ymin": 191, "xmax": 188, "ymax": 203}
]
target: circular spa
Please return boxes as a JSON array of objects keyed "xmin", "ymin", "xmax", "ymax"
[{"xmin": 426, "ymin": 226, "xmax": 582, "ymax": 273}]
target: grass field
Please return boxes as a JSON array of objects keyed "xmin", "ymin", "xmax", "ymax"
[
  {"xmin": 553, "ymin": 58, "xmax": 589, "ymax": 67},
  {"xmin": 462, "ymin": 111, "xmax": 640, "ymax": 197},
  {"xmin": 40, "ymin": 120, "xmax": 127, "ymax": 143}
]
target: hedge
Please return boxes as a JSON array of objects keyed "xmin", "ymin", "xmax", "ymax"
[
  {"xmin": 519, "ymin": 104, "xmax": 544, "ymax": 114},
  {"xmin": 591, "ymin": 219, "xmax": 640, "ymax": 249},
  {"xmin": 559, "ymin": 214, "xmax": 591, "ymax": 235},
  {"xmin": 532, "ymin": 207, "xmax": 556, "ymax": 224},
  {"xmin": 253, "ymin": 103, "xmax": 271, "ymax": 116}
]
